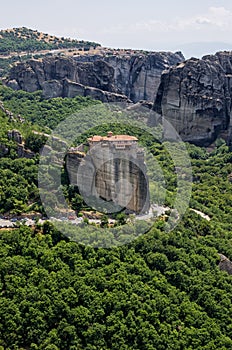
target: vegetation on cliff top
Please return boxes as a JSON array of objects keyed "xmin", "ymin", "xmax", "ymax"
[{"xmin": 0, "ymin": 27, "xmax": 100, "ymax": 54}]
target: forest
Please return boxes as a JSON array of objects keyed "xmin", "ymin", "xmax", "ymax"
[{"xmin": 0, "ymin": 85, "xmax": 232, "ymax": 349}]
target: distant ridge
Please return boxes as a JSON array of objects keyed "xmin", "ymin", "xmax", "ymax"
[{"xmin": 0, "ymin": 27, "xmax": 101, "ymax": 54}]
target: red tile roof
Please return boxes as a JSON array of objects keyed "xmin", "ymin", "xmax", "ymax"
[{"xmin": 88, "ymin": 134, "xmax": 138, "ymax": 142}]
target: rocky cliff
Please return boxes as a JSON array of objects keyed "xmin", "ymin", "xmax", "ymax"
[
  {"xmin": 154, "ymin": 51, "xmax": 232, "ymax": 146},
  {"xmin": 5, "ymin": 51, "xmax": 184, "ymax": 103},
  {"xmin": 7, "ymin": 49, "xmax": 232, "ymax": 146},
  {"xmin": 74, "ymin": 52, "xmax": 184, "ymax": 102},
  {"xmin": 66, "ymin": 138, "xmax": 150, "ymax": 214}
]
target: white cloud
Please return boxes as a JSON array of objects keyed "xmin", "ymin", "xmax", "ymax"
[
  {"xmin": 195, "ymin": 18, "xmax": 212, "ymax": 25},
  {"xmin": 177, "ymin": 7, "xmax": 232, "ymax": 30},
  {"xmin": 102, "ymin": 6, "xmax": 232, "ymax": 35},
  {"xmin": 92, "ymin": 6, "xmax": 232, "ymax": 50},
  {"xmin": 208, "ymin": 6, "xmax": 232, "ymax": 27}
]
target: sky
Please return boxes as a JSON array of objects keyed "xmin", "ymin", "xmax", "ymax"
[{"xmin": 1, "ymin": 0, "xmax": 232, "ymax": 57}]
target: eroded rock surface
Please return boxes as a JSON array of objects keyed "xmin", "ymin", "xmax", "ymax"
[
  {"xmin": 66, "ymin": 134, "xmax": 150, "ymax": 213},
  {"xmin": 9, "ymin": 50, "xmax": 232, "ymax": 146},
  {"xmin": 6, "ymin": 52, "xmax": 184, "ymax": 103},
  {"xmin": 154, "ymin": 51, "xmax": 232, "ymax": 145}
]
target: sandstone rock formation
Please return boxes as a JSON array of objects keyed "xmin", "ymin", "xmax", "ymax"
[
  {"xmin": 66, "ymin": 133, "xmax": 150, "ymax": 214},
  {"xmin": 75, "ymin": 52, "xmax": 184, "ymax": 102},
  {"xmin": 10, "ymin": 50, "xmax": 232, "ymax": 146},
  {"xmin": 5, "ymin": 52, "xmax": 184, "ymax": 103},
  {"xmin": 154, "ymin": 51, "xmax": 232, "ymax": 146}
]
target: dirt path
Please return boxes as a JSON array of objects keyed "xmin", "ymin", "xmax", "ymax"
[{"xmin": 190, "ymin": 208, "xmax": 211, "ymax": 221}]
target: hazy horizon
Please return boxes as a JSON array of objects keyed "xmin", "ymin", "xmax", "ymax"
[{"xmin": 1, "ymin": 0, "xmax": 232, "ymax": 57}]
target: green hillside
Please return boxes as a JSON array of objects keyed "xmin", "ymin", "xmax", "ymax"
[
  {"xmin": 1, "ymin": 87, "xmax": 232, "ymax": 348},
  {"xmin": 1, "ymin": 141, "xmax": 232, "ymax": 348},
  {"xmin": 0, "ymin": 85, "xmax": 101, "ymax": 129},
  {"xmin": 0, "ymin": 27, "xmax": 100, "ymax": 54}
]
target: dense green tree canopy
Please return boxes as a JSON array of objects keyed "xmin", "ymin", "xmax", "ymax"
[{"xmin": 0, "ymin": 87, "xmax": 232, "ymax": 348}]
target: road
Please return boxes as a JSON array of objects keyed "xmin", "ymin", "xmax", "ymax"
[
  {"xmin": 190, "ymin": 208, "xmax": 211, "ymax": 221},
  {"xmin": 0, "ymin": 203, "xmax": 193, "ymax": 229},
  {"xmin": 0, "ymin": 218, "xmax": 47, "ymax": 228}
]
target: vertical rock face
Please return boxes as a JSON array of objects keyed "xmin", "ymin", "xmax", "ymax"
[
  {"xmin": 153, "ymin": 52, "xmax": 232, "ymax": 146},
  {"xmin": 7, "ymin": 57, "xmax": 116, "ymax": 94},
  {"xmin": 66, "ymin": 134, "xmax": 150, "ymax": 214},
  {"xmin": 6, "ymin": 50, "xmax": 232, "ymax": 145},
  {"xmin": 99, "ymin": 52, "xmax": 185, "ymax": 102},
  {"xmin": 65, "ymin": 150, "xmax": 85, "ymax": 185},
  {"xmin": 6, "ymin": 52, "xmax": 184, "ymax": 103}
]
